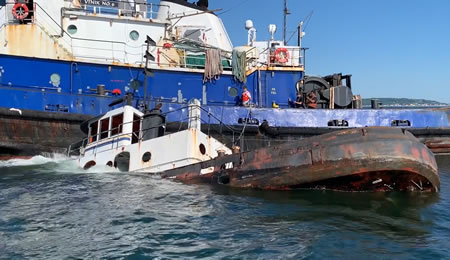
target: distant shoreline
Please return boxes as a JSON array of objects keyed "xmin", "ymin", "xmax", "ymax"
[
  {"xmin": 362, "ymin": 98, "xmax": 449, "ymax": 108},
  {"xmin": 362, "ymin": 105, "xmax": 449, "ymax": 109}
]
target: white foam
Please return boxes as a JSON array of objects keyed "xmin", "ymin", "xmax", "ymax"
[
  {"xmin": 84, "ymin": 164, "xmax": 120, "ymax": 174},
  {"xmin": 0, "ymin": 154, "xmax": 120, "ymax": 174},
  {"xmin": 0, "ymin": 155, "xmax": 66, "ymax": 168}
]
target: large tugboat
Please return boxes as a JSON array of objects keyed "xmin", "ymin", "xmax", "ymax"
[
  {"xmin": 0, "ymin": 0, "xmax": 448, "ymax": 158},
  {"xmin": 70, "ymin": 100, "xmax": 440, "ymax": 192}
]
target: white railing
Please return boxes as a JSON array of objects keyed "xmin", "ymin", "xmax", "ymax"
[
  {"xmin": 266, "ymin": 46, "xmax": 303, "ymax": 67},
  {"xmin": 63, "ymin": 0, "xmax": 164, "ymax": 20}
]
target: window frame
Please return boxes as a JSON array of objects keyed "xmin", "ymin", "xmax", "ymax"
[
  {"xmin": 100, "ymin": 117, "xmax": 110, "ymax": 140},
  {"xmin": 89, "ymin": 121, "xmax": 99, "ymax": 143},
  {"xmin": 111, "ymin": 113, "xmax": 124, "ymax": 137}
]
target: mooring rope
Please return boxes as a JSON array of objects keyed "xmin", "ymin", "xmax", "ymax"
[{"xmin": 203, "ymin": 48, "xmax": 223, "ymax": 82}]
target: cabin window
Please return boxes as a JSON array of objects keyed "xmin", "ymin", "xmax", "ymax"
[
  {"xmin": 89, "ymin": 121, "xmax": 99, "ymax": 143},
  {"xmin": 68, "ymin": 25, "xmax": 78, "ymax": 35},
  {"xmin": 111, "ymin": 113, "xmax": 123, "ymax": 136},
  {"xmin": 132, "ymin": 113, "xmax": 141, "ymax": 144},
  {"xmin": 100, "ymin": 118, "xmax": 110, "ymax": 140}
]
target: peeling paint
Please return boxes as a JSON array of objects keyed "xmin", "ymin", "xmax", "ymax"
[{"xmin": 162, "ymin": 127, "xmax": 440, "ymax": 192}]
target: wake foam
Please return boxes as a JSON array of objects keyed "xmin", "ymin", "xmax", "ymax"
[
  {"xmin": 0, "ymin": 154, "xmax": 118, "ymax": 174},
  {"xmin": 0, "ymin": 154, "xmax": 67, "ymax": 168}
]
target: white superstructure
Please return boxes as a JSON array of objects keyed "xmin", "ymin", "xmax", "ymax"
[{"xmin": 0, "ymin": 0, "xmax": 233, "ymax": 67}]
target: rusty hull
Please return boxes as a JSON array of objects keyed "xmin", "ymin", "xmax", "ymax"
[
  {"xmin": 162, "ymin": 127, "xmax": 440, "ymax": 192},
  {"xmin": 0, "ymin": 108, "xmax": 90, "ymax": 157},
  {"xmin": 421, "ymin": 138, "xmax": 450, "ymax": 154}
]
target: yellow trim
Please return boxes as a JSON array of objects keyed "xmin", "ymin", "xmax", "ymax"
[{"xmin": 246, "ymin": 65, "xmax": 304, "ymax": 76}]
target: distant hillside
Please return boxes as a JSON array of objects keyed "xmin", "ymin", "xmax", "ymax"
[{"xmin": 362, "ymin": 98, "xmax": 449, "ymax": 107}]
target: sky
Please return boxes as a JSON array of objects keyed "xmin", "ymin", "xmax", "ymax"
[{"xmin": 208, "ymin": 0, "xmax": 450, "ymax": 104}]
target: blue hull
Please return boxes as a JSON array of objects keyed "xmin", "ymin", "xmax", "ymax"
[
  {"xmin": 164, "ymin": 105, "xmax": 449, "ymax": 128},
  {"xmin": 0, "ymin": 54, "xmax": 448, "ymax": 128},
  {"xmin": 0, "ymin": 54, "xmax": 300, "ymax": 110}
]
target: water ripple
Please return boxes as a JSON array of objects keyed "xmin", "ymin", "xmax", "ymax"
[{"xmin": 0, "ymin": 155, "xmax": 449, "ymax": 258}]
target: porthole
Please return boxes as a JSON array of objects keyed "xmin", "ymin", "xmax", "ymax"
[
  {"xmin": 106, "ymin": 161, "xmax": 113, "ymax": 167},
  {"xmin": 199, "ymin": 144, "xmax": 206, "ymax": 155},
  {"xmin": 83, "ymin": 160, "xmax": 96, "ymax": 170},
  {"xmin": 129, "ymin": 30, "xmax": 140, "ymax": 41},
  {"xmin": 228, "ymin": 87, "xmax": 238, "ymax": 97},
  {"xmin": 67, "ymin": 25, "xmax": 78, "ymax": 35},
  {"xmin": 142, "ymin": 152, "xmax": 151, "ymax": 162}
]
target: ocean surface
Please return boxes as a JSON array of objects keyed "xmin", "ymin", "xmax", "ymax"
[{"xmin": 0, "ymin": 155, "xmax": 449, "ymax": 259}]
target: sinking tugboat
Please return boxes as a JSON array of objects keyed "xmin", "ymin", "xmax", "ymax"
[{"xmin": 70, "ymin": 101, "xmax": 439, "ymax": 192}]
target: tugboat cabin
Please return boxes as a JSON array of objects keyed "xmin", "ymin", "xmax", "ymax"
[
  {"xmin": 85, "ymin": 106, "xmax": 143, "ymax": 155},
  {"xmin": 72, "ymin": 102, "xmax": 231, "ymax": 173}
]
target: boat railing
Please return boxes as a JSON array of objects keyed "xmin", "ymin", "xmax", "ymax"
[
  {"xmin": 68, "ymin": 40, "xmax": 231, "ymax": 69},
  {"xmin": 266, "ymin": 46, "xmax": 303, "ymax": 68},
  {"xmin": 62, "ymin": 0, "xmax": 167, "ymax": 20},
  {"xmin": 34, "ymin": 2, "xmax": 146, "ymax": 64},
  {"xmin": 153, "ymin": 46, "xmax": 232, "ymax": 70},
  {"xmin": 36, "ymin": 3, "xmax": 222, "ymax": 68},
  {"xmin": 234, "ymin": 45, "xmax": 304, "ymax": 71}
]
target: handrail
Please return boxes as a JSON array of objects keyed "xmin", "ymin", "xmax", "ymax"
[
  {"xmin": 33, "ymin": 2, "xmax": 149, "ymax": 62},
  {"xmin": 62, "ymin": 0, "xmax": 168, "ymax": 19},
  {"xmin": 34, "ymin": 2, "xmax": 65, "ymax": 37}
]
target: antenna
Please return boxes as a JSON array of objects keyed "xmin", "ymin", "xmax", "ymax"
[{"xmin": 283, "ymin": 0, "xmax": 290, "ymax": 45}]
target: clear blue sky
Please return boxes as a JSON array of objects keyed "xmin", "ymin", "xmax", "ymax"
[{"xmin": 209, "ymin": 0, "xmax": 450, "ymax": 104}]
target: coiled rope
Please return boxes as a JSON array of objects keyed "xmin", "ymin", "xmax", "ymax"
[{"xmin": 203, "ymin": 48, "xmax": 223, "ymax": 82}]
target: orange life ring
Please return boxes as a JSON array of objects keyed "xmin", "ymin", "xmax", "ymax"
[
  {"xmin": 12, "ymin": 3, "xmax": 29, "ymax": 21},
  {"xmin": 275, "ymin": 48, "xmax": 290, "ymax": 63}
]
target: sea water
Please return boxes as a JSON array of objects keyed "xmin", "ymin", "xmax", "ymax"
[{"xmin": 0, "ymin": 155, "xmax": 449, "ymax": 259}]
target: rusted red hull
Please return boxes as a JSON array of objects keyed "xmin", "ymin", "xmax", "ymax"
[
  {"xmin": 162, "ymin": 127, "xmax": 440, "ymax": 192},
  {"xmin": 421, "ymin": 138, "xmax": 450, "ymax": 154},
  {"xmin": 0, "ymin": 108, "xmax": 90, "ymax": 158}
]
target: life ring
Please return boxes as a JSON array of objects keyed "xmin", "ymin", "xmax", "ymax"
[
  {"xmin": 275, "ymin": 48, "xmax": 290, "ymax": 63},
  {"xmin": 12, "ymin": 3, "xmax": 29, "ymax": 21}
]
